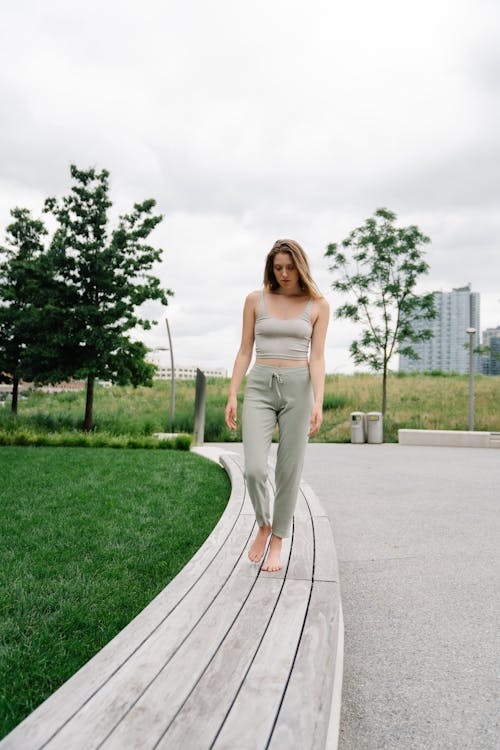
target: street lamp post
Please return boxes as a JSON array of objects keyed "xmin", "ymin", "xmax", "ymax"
[
  {"xmin": 155, "ymin": 318, "xmax": 175, "ymax": 433},
  {"xmin": 466, "ymin": 327, "xmax": 476, "ymax": 431},
  {"xmin": 165, "ymin": 318, "xmax": 175, "ymax": 433}
]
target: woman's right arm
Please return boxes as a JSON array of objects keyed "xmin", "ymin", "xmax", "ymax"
[{"xmin": 225, "ymin": 292, "xmax": 256, "ymax": 430}]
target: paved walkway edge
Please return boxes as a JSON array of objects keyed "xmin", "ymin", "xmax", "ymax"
[{"xmin": 326, "ymin": 600, "xmax": 344, "ymax": 750}]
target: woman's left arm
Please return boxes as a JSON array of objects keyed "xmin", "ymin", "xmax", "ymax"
[{"xmin": 308, "ymin": 297, "xmax": 330, "ymax": 436}]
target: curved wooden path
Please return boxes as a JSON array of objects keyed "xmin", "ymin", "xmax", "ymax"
[{"xmin": 1, "ymin": 449, "xmax": 343, "ymax": 750}]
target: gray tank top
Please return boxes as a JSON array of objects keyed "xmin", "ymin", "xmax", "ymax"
[{"xmin": 254, "ymin": 289, "xmax": 313, "ymax": 360}]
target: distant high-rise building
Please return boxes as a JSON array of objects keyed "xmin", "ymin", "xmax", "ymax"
[
  {"xmin": 481, "ymin": 326, "xmax": 500, "ymax": 376},
  {"xmin": 399, "ymin": 285, "xmax": 480, "ymax": 374}
]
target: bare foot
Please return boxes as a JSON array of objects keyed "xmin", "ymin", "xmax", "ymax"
[
  {"xmin": 248, "ymin": 523, "xmax": 272, "ymax": 563},
  {"xmin": 261, "ymin": 534, "xmax": 282, "ymax": 572}
]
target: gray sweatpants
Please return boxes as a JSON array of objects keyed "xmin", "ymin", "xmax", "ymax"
[{"xmin": 242, "ymin": 363, "xmax": 314, "ymax": 538}]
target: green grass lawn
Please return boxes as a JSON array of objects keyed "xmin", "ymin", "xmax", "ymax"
[{"xmin": 0, "ymin": 447, "xmax": 230, "ymax": 740}]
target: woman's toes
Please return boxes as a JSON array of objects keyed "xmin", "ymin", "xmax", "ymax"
[{"xmin": 262, "ymin": 556, "xmax": 282, "ymax": 572}]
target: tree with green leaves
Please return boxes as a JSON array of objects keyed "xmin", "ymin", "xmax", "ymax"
[
  {"xmin": 325, "ymin": 207, "xmax": 436, "ymax": 414},
  {"xmin": 0, "ymin": 208, "xmax": 48, "ymax": 412},
  {"xmin": 41, "ymin": 164, "xmax": 173, "ymax": 430}
]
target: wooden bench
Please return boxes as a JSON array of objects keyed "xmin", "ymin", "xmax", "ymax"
[{"xmin": 1, "ymin": 450, "xmax": 343, "ymax": 750}]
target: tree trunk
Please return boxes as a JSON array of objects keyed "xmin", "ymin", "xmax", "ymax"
[
  {"xmin": 84, "ymin": 375, "xmax": 94, "ymax": 431},
  {"xmin": 382, "ymin": 361, "xmax": 387, "ymax": 416},
  {"xmin": 11, "ymin": 376, "xmax": 19, "ymax": 414}
]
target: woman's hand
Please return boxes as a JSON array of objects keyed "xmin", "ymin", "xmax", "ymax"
[
  {"xmin": 225, "ymin": 395, "xmax": 238, "ymax": 430},
  {"xmin": 308, "ymin": 403, "xmax": 323, "ymax": 436}
]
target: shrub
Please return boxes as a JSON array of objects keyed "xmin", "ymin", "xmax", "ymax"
[
  {"xmin": 322, "ymin": 394, "xmax": 350, "ymax": 410},
  {"xmin": 0, "ymin": 430, "xmax": 192, "ymax": 450}
]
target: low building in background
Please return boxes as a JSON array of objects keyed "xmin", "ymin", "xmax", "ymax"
[
  {"xmin": 157, "ymin": 365, "xmax": 228, "ymax": 380},
  {"xmin": 40, "ymin": 380, "xmax": 87, "ymax": 393},
  {"xmin": 146, "ymin": 354, "xmax": 227, "ymax": 380}
]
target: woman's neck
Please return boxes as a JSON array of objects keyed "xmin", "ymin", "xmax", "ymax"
[{"xmin": 273, "ymin": 286, "xmax": 304, "ymax": 297}]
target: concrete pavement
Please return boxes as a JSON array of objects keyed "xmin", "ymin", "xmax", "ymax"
[{"xmin": 210, "ymin": 442, "xmax": 498, "ymax": 750}]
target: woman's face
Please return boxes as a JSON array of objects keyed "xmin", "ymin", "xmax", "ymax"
[{"xmin": 273, "ymin": 252, "xmax": 300, "ymax": 290}]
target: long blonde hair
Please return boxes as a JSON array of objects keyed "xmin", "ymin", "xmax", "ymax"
[{"xmin": 263, "ymin": 239, "xmax": 322, "ymax": 299}]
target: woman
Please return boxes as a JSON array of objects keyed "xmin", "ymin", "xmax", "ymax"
[{"xmin": 224, "ymin": 239, "xmax": 330, "ymax": 572}]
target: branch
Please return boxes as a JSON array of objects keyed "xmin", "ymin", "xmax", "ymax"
[{"xmin": 359, "ymin": 291, "xmax": 384, "ymax": 349}]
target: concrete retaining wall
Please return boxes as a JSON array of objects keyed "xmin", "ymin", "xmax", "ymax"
[{"xmin": 398, "ymin": 429, "xmax": 500, "ymax": 448}]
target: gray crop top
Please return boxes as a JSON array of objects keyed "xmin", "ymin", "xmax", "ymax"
[{"xmin": 254, "ymin": 289, "xmax": 313, "ymax": 360}]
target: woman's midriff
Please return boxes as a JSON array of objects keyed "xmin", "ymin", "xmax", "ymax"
[{"xmin": 255, "ymin": 358, "xmax": 309, "ymax": 368}]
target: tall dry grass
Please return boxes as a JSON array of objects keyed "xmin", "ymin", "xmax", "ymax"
[
  {"xmin": 1, "ymin": 372, "xmax": 498, "ymax": 443},
  {"xmin": 319, "ymin": 372, "xmax": 499, "ymax": 442}
]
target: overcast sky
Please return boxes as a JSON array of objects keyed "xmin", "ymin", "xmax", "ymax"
[{"xmin": 1, "ymin": 0, "xmax": 499, "ymax": 374}]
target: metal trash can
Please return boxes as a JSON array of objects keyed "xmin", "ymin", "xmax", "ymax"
[
  {"xmin": 366, "ymin": 412, "xmax": 383, "ymax": 444},
  {"xmin": 350, "ymin": 412, "xmax": 366, "ymax": 443}
]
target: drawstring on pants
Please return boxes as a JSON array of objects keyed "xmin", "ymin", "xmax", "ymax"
[{"xmin": 268, "ymin": 371, "xmax": 284, "ymax": 400}]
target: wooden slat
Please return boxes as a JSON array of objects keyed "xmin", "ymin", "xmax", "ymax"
[
  {"xmin": 300, "ymin": 477, "xmax": 329, "ymax": 517},
  {"xmin": 100, "ymin": 566, "xmax": 293, "ymax": 747},
  {"xmin": 211, "ymin": 577, "xmax": 312, "ymax": 749},
  {"xmin": 312, "ymin": 515, "xmax": 339, "ymax": 583},
  {"xmin": 285, "ymin": 515, "xmax": 314, "ymax": 581},
  {"xmin": 43, "ymin": 513, "xmax": 256, "ymax": 750},
  {"xmin": 268, "ymin": 580, "xmax": 341, "ymax": 750},
  {"xmin": 144, "ymin": 503, "xmax": 305, "ymax": 748},
  {"xmin": 120, "ymin": 577, "xmax": 284, "ymax": 750},
  {"xmin": 93, "ymin": 515, "xmax": 295, "ymax": 748}
]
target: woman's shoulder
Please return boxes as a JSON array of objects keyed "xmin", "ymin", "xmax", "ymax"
[
  {"xmin": 244, "ymin": 289, "xmax": 263, "ymax": 308},
  {"xmin": 243, "ymin": 289, "xmax": 262, "ymax": 317},
  {"xmin": 315, "ymin": 295, "xmax": 330, "ymax": 311},
  {"xmin": 245, "ymin": 289, "xmax": 262, "ymax": 301},
  {"xmin": 311, "ymin": 294, "xmax": 330, "ymax": 323}
]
